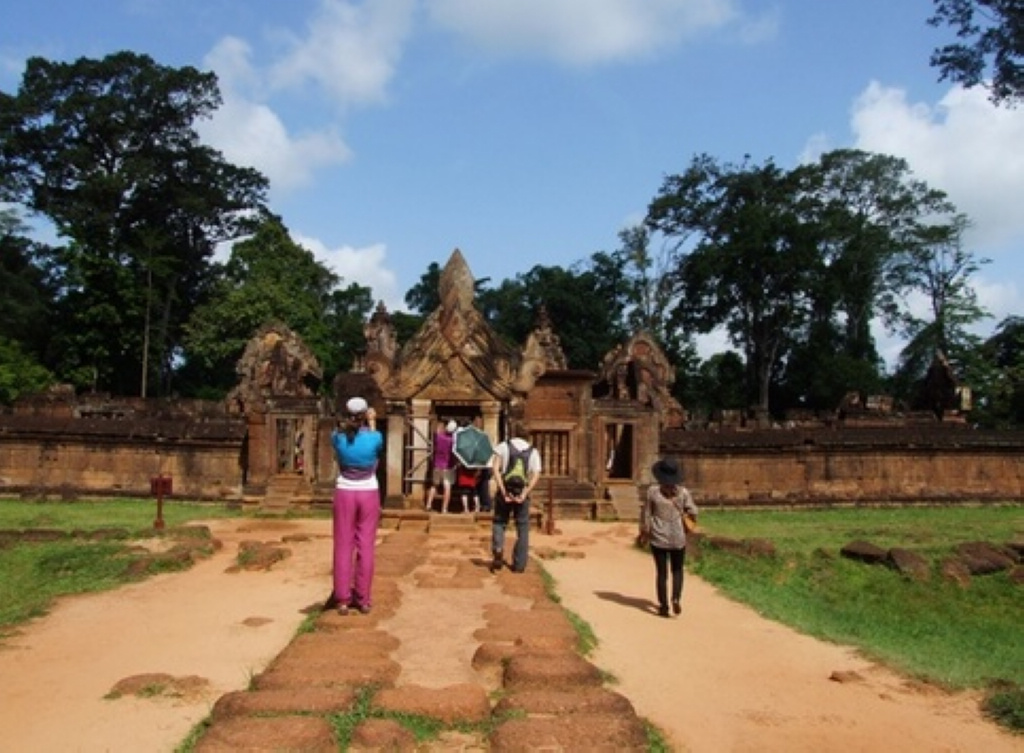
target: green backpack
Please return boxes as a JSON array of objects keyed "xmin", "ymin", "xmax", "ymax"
[{"xmin": 503, "ymin": 443, "xmax": 534, "ymax": 496}]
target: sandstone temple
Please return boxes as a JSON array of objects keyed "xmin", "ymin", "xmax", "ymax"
[{"xmin": 2, "ymin": 250, "xmax": 1023, "ymax": 515}]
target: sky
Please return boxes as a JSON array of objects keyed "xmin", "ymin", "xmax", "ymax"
[{"xmin": 3, "ymin": 0, "xmax": 1023, "ymax": 368}]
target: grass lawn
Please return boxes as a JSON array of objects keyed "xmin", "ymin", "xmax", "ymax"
[
  {"xmin": 0, "ymin": 497, "xmax": 246, "ymax": 633},
  {"xmin": 689, "ymin": 504, "xmax": 1024, "ymax": 731}
]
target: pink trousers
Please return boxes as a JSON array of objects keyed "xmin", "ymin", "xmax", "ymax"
[{"xmin": 331, "ymin": 487, "xmax": 381, "ymax": 607}]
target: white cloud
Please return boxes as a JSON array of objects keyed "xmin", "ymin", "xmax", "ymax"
[
  {"xmin": 269, "ymin": 0, "xmax": 416, "ymax": 107},
  {"xmin": 295, "ymin": 234, "xmax": 405, "ymax": 312},
  {"xmin": 425, "ymin": 0, "xmax": 741, "ymax": 66},
  {"xmin": 198, "ymin": 37, "xmax": 351, "ymax": 191},
  {"xmin": 850, "ymin": 81, "xmax": 1024, "ymax": 252},
  {"xmin": 972, "ymin": 274, "xmax": 1017, "ymax": 327}
]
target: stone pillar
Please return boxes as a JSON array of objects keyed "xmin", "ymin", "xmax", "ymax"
[
  {"xmin": 246, "ymin": 411, "xmax": 269, "ymax": 492},
  {"xmin": 481, "ymin": 400, "xmax": 502, "ymax": 444},
  {"xmin": 409, "ymin": 399, "xmax": 433, "ymax": 507},
  {"xmin": 383, "ymin": 401, "xmax": 407, "ymax": 509}
]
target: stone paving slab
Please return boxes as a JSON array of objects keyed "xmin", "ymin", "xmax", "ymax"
[{"xmin": 189, "ymin": 514, "xmax": 651, "ymax": 751}]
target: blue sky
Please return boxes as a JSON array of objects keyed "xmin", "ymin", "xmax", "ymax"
[{"xmin": 3, "ymin": 0, "xmax": 1023, "ymax": 366}]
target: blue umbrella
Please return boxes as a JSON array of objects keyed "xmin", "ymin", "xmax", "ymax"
[{"xmin": 452, "ymin": 426, "xmax": 494, "ymax": 468}]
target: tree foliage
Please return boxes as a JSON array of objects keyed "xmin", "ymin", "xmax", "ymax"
[
  {"xmin": 929, "ymin": 0, "xmax": 1024, "ymax": 105},
  {"xmin": 645, "ymin": 150, "xmax": 980, "ymax": 418},
  {"xmin": 181, "ymin": 217, "xmax": 373, "ymax": 396},
  {"xmin": 647, "ymin": 154, "xmax": 819, "ymax": 413},
  {"xmin": 0, "ymin": 208, "xmax": 53, "ymax": 361},
  {"xmin": 478, "ymin": 261, "xmax": 628, "ymax": 371},
  {"xmin": 0, "ymin": 52, "xmax": 269, "ymax": 395}
]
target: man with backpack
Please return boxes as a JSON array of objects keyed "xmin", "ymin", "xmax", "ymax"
[{"xmin": 490, "ymin": 419, "xmax": 542, "ymax": 573}]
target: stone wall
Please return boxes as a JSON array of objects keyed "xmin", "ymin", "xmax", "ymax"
[
  {"xmin": 0, "ymin": 414, "xmax": 246, "ymax": 500},
  {"xmin": 661, "ymin": 426, "xmax": 1024, "ymax": 506},
  {"xmin": 5, "ymin": 402, "xmax": 1024, "ymax": 508}
]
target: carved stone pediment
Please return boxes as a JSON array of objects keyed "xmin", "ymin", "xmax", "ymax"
[
  {"xmin": 228, "ymin": 322, "xmax": 322, "ymax": 412},
  {"xmin": 523, "ymin": 304, "xmax": 568, "ymax": 371},
  {"xmin": 367, "ymin": 250, "xmax": 547, "ymax": 401},
  {"xmin": 597, "ymin": 330, "xmax": 685, "ymax": 427}
]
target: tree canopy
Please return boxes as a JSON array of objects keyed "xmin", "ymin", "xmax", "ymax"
[
  {"xmin": 0, "ymin": 52, "xmax": 1016, "ymax": 426},
  {"xmin": 181, "ymin": 217, "xmax": 373, "ymax": 397},
  {"xmin": 929, "ymin": 0, "xmax": 1024, "ymax": 105},
  {"xmin": 0, "ymin": 52, "xmax": 269, "ymax": 395}
]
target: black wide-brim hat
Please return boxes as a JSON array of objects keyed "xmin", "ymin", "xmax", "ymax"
[{"xmin": 651, "ymin": 458, "xmax": 683, "ymax": 485}]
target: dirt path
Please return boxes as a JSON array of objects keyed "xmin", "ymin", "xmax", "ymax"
[
  {"xmin": 541, "ymin": 522, "xmax": 1020, "ymax": 752},
  {"xmin": 0, "ymin": 517, "xmax": 1017, "ymax": 752}
]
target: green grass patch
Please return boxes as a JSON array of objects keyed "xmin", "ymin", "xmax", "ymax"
[
  {"xmin": 689, "ymin": 505, "xmax": 1024, "ymax": 731},
  {"xmin": 540, "ymin": 565, "xmax": 599, "ymax": 656},
  {"xmin": 0, "ymin": 496, "xmax": 241, "ymax": 531},
  {"xmin": 982, "ymin": 683, "xmax": 1024, "ymax": 732},
  {"xmin": 0, "ymin": 497, "xmax": 244, "ymax": 635}
]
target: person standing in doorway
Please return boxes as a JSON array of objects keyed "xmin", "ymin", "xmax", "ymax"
[
  {"xmin": 639, "ymin": 457, "xmax": 699, "ymax": 618},
  {"xmin": 424, "ymin": 419, "xmax": 456, "ymax": 513},
  {"xmin": 473, "ymin": 415, "xmax": 495, "ymax": 513},
  {"xmin": 330, "ymin": 397, "xmax": 384, "ymax": 615},
  {"xmin": 490, "ymin": 420, "xmax": 541, "ymax": 573}
]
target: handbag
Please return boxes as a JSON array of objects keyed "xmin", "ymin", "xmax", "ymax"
[{"xmin": 683, "ymin": 514, "xmax": 698, "ymax": 534}]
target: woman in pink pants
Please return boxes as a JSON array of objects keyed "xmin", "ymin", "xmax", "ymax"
[{"xmin": 330, "ymin": 396, "xmax": 384, "ymax": 615}]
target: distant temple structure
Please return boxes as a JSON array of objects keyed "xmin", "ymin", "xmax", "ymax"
[{"xmin": 328, "ymin": 249, "xmax": 677, "ymax": 518}]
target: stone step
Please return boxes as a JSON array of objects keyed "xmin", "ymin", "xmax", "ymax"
[{"xmin": 263, "ymin": 474, "xmax": 312, "ymax": 510}]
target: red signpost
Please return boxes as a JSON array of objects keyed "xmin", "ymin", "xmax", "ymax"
[{"xmin": 150, "ymin": 474, "xmax": 173, "ymax": 530}]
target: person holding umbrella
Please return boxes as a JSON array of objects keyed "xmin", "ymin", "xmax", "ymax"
[
  {"xmin": 471, "ymin": 416, "xmax": 494, "ymax": 512},
  {"xmin": 452, "ymin": 416, "xmax": 496, "ymax": 513}
]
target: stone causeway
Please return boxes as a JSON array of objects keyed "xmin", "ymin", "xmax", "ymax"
[{"xmin": 193, "ymin": 513, "xmax": 651, "ymax": 751}]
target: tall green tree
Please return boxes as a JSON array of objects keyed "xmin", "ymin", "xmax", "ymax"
[
  {"xmin": 404, "ymin": 262, "xmax": 443, "ymax": 316},
  {"xmin": 181, "ymin": 218, "xmax": 372, "ymax": 396},
  {"xmin": 970, "ymin": 316, "xmax": 1024, "ymax": 426},
  {"xmin": 799, "ymin": 150, "xmax": 954, "ymax": 362},
  {"xmin": 0, "ymin": 52, "xmax": 269, "ymax": 396},
  {"xmin": 647, "ymin": 154, "xmax": 819, "ymax": 415},
  {"xmin": 929, "ymin": 0, "xmax": 1024, "ymax": 105},
  {"xmin": 480, "ymin": 263, "xmax": 627, "ymax": 371},
  {"xmin": 581, "ymin": 231, "xmax": 700, "ymax": 409},
  {"xmin": 0, "ymin": 208, "xmax": 53, "ymax": 361},
  {"xmin": 776, "ymin": 150, "xmax": 955, "ymax": 411},
  {"xmin": 889, "ymin": 214, "xmax": 991, "ymax": 401}
]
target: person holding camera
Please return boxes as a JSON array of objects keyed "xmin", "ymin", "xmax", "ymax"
[
  {"xmin": 490, "ymin": 420, "xmax": 541, "ymax": 573},
  {"xmin": 329, "ymin": 396, "xmax": 383, "ymax": 615}
]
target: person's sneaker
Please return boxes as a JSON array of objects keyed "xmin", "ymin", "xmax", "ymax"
[
  {"xmin": 658, "ymin": 605, "xmax": 670, "ymax": 618},
  {"xmin": 489, "ymin": 553, "xmax": 503, "ymax": 572},
  {"xmin": 672, "ymin": 600, "xmax": 682, "ymax": 615},
  {"xmin": 337, "ymin": 604, "xmax": 350, "ymax": 616},
  {"xmin": 357, "ymin": 604, "xmax": 371, "ymax": 615}
]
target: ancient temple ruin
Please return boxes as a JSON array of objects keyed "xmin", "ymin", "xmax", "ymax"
[
  {"xmin": 2, "ymin": 249, "xmax": 1023, "ymax": 512},
  {"xmin": 328, "ymin": 250, "xmax": 672, "ymax": 518}
]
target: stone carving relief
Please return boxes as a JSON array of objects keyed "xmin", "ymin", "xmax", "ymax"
[
  {"xmin": 364, "ymin": 301, "xmax": 398, "ymax": 362},
  {"xmin": 597, "ymin": 331, "xmax": 685, "ymax": 428},
  {"xmin": 522, "ymin": 304, "xmax": 568, "ymax": 371},
  {"xmin": 228, "ymin": 322, "xmax": 323, "ymax": 412},
  {"xmin": 366, "ymin": 250, "xmax": 548, "ymax": 401}
]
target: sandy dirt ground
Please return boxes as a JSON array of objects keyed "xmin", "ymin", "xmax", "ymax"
[{"xmin": 0, "ymin": 517, "xmax": 1018, "ymax": 752}]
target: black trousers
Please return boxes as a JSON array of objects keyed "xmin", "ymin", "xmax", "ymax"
[{"xmin": 650, "ymin": 544, "xmax": 686, "ymax": 608}]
